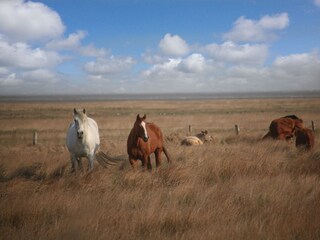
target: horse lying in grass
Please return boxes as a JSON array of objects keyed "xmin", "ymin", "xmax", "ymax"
[
  {"xmin": 127, "ymin": 114, "xmax": 170, "ymax": 169},
  {"xmin": 295, "ymin": 127, "xmax": 315, "ymax": 151},
  {"xmin": 262, "ymin": 115, "xmax": 304, "ymax": 142},
  {"xmin": 181, "ymin": 130, "xmax": 213, "ymax": 146},
  {"xmin": 66, "ymin": 108, "xmax": 117, "ymax": 172}
]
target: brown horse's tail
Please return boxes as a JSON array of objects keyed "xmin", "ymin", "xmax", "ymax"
[{"xmin": 163, "ymin": 146, "xmax": 171, "ymax": 163}]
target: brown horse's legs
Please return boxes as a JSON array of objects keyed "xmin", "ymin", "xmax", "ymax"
[
  {"xmin": 141, "ymin": 156, "xmax": 152, "ymax": 170},
  {"xmin": 155, "ymin": 149, "xmax": 162, "ymax": 167},
  {"xmin": 147, "ymin": 156, "xmax": 152, "ymax": 170},
  {"xmin": 129, "ymin": 157, "xmax": 139, "ymax": 168}
]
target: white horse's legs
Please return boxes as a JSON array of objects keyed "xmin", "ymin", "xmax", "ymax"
[
  {"xmin": 71, "ymin": 154, "xmax": 84, "ymax": 172},
  {"xmin": 71, "ymin": 154, "xmax": 78, "ymax": 172},
  {"xmin": 88, "ymin": 154, "xmax": 94, "ymax": 170},
  {"xmin": 77, "ymin": 157, "xmax": 83, "ymax": 169}
]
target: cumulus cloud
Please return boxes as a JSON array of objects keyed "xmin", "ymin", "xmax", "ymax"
[
  {"xmin": 140, "ymin": 47, "xmax": 320, "ymax": 93},
  {"xmin": 0, "ymin": 1, "xmax": 318, "ymax": 94},
  {"xmin": 0, "ymin": 0, "xmax": 65, "ymax": 42},
  {"xmin": 46, "ymin": 30, "xmax": 87, "ymax": 50},
  {"xmin": 142, "ymin": 54, "xmax": 209, "ymax": 78},
  {"xmin": 0, "ymin": 0, "xmax": 111, "ymax": 90},
  {"xmin": 159, "ymin": 33, "xmax": 190, "ymax": 56},
  {"xmin": 140, "ymin": 58, "xmax": 202, "ymax": 92},
  {"xmin": 204, "ymin": 41, "xmax": 268, "ymax": 65},
  {"xmin": 84, "ymin": 56, "xmax": 135, "ymax": 76},
  {"xmin": 223, "ymin": 13, "xmax": 289, "ymax": 42},
  {"xmin": 0, "ymin": 73, "xmax": 23, "ymax": 86},
  {"xmin": 78, "ymin": 44, "xmax": 108, "ymax": 57},
  {"xmin": 0, "ymin": 37, "xmax": 62, "ymax": 69},
  {"xmin": 178, "ymin": 54, "xmax": 207, "ymax": 73},
  {"xmin": 21, "ymin": 69, "xmax": 59, "ymax": 83},
  {"xmin": 142, "ymin": 58, "xmax": 181, "ymax": 78},
  {"xmin": 272, "ymin": 52, "xmax": 320, "ymax": 87},
  {"xmin": 46, "ymin": 31, "xmax": 107, "ymax": 57},
  {"xmin": 142, "ymin": 51, "xmax": 166, "ymax": 64}
]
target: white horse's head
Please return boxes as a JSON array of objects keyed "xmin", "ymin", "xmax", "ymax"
[{"xmin": 73, "ymin": 108, "xmax": 87, "ymax": 139}]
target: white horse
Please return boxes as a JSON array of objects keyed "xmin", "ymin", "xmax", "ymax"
[{"xmin": 66, "ymin": 108, "xmax": 100, "ymax": 171}]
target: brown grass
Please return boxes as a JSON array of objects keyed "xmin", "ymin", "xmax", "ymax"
[{"xmin": 0, "ymin": 98, "xmax": 320, "ymax": 239}]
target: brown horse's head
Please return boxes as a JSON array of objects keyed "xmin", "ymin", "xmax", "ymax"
[
  {"xmin": 134, "ymin": 114, "xmax": 149, "ymax": 142},
  {"xmin": 294, "ymin": 118, "xmax": 304, "ymax": 130}
]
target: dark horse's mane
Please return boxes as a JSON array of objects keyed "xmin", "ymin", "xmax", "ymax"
[{"xmin": 283, "ymin": 115, "xmax": 301, "ymax": 120}]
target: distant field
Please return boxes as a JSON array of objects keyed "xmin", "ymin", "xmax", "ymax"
[{"xmin": 0, "ymin": 98, "xmax": 320, "ymax": 239}]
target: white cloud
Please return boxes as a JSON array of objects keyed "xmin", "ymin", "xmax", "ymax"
[
  {"xmin": 142, "ymin": 52, "xmax": 166, "ymax": 64},
  {"xmin": 259, "ymin": 14, "xmax": 289, "ymax": 30},
  {"xmin": 159, "ymin": 33, "xmax": 190, "ymax": 56},
  {"xmin": 46, "ymin": 30, "xmax": 87, "ymax": 50},
  {"xmin": 0, "ymin": 0, "xmax": 318, "ymax": 94},
  {"xmin": 0, "ymin": 0, "xmax": 65, "ymax": 42},
  {"xmin": 21, "ymin": 69, "xmax": 59, "ymax": 83},
  {"xmin": 0, "ymin": 38, "xmax": 62, "ymax": 69},
  {"xmin": 204, "ymin": 41, "xmax": 268, "ymax": 65},
  {"xmin": 178, "ymin": 54, "xmax": 206, "ymax": 73},
  {"xmin": 223, "ymin": 13, "xmax": 289, "ymax": 43},
  {"xmin": 142, "ymin": 58, "xmax": 182, "ymax": 77},
  {"xmin": 0, "ymin": 67, "xmax": 10, "ymax": 75},
  {"xmin": 84, "ymin": 56, "xmax": 135, "ymax": 75},
  {"xmin": 46, "ymin": 31, "xmax": 107, "ymax": 57},
  {"xmin": 272, "ymin": 52, "xmax": 320, "ymax": 87},
  {"xmin": 78, "ymin": 44, "xmax": 108, "ymax": 57},
  {"xmin": 138, "ymin": 48, "xmax": 320, "ymax": 93},
  {"xmin": 0, "ymin": 73, "xmax": 23, "ymax": 86}
]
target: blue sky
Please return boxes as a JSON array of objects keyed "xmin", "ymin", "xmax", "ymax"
[{"xmin": 0, "ymin": 0, "xmax": 319, "ymax": 95}]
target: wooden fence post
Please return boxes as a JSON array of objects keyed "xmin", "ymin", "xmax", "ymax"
[
  {"xmin": 33, "ymin": 131, "xmax": 38, "ymax": 145},
  {"xmin": 189, "ymin": 124, "xmax": 192, "ymax": 134},
  {"xmin": 311, "ymin": 120, "xmax": 315, "ymax": 132},
  {"xmin": 235, "ymin": 124, "xmax": 240, "ymax": 136}
]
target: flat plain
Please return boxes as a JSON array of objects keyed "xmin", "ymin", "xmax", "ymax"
[{"xmin": 0, "ymin": 97, "xmax": 320, "ymax": 239}]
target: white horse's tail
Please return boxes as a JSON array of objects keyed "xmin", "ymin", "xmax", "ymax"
[{"xmin": 96, "ymin": 151, "xmax": 126, "ymax": 168}]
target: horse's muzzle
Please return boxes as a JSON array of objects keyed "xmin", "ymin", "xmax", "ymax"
[
  {"xmin": 143, "ymin": 136, "xmax": 149, "ymax": 142},
  {"xmin": 77, "ymin": 131, "xmax": 84, "ymax": 139}
]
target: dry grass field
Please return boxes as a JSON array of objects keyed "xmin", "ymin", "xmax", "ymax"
[{"xmin": 0, "ymin": 97, "xmax": 320, "ymax": 239}]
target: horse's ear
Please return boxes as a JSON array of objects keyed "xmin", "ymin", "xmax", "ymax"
[
  {"xmin": 142, "ymin": 114, "xmax": 146, "ymax": 120},
  {"xmin": 73, "ymin": 108, "xmax": 77, "ymax": 115},
  {"xmin": 136, "ymin": 114, "xmax": 140, "ymax": 121},
  {"xmin": 83, "ymin": 108, "xmax": 86, "ymax": 114}
]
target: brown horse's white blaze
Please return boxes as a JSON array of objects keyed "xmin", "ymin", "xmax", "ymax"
[
  {"xmin": 127, "ymin": 114, "xmax": 170, "ymax": 169},
  {"xmin": 141, "ymin": 120, "xmax": 149, "ymax": 142}
]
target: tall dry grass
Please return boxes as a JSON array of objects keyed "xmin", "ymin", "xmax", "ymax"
[{"xmin": 0, "ymin": 98, "xmax": 320, "ymax": 239}]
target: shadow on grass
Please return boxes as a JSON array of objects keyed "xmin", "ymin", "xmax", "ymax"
[{"xmin": 0, "ymin": 162, "xmax": 69, "ymax": 182}]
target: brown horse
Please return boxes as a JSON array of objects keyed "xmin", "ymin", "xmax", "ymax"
[
  {"xmin": 295, "ymin": 127, "xmax": 315, "ymax": 151},
  {"xmin": 127, "ymin": 114, "xmax": 170, "ymax": 169},
  {"xmin": 262, "ymin": 115, "xmax": 304, "ymax": 141}
]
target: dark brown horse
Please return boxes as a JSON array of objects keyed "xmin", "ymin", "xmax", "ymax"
[
  {"xmin": 295, "ymin": 127, "xmax": 315, "ymax": 151},
  {"xmin": 127, "ymin": 114, "xmax": 170, "ymax": 169},
  {"xmin": 262, "ymin": 115, "xmax": 304, "ymax": 141}
]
